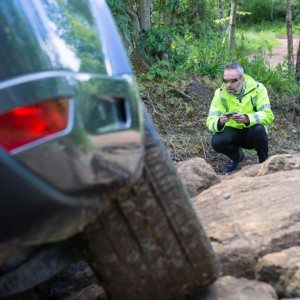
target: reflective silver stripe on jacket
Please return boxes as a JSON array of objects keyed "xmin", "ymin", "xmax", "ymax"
[
  {"xmin": 254, "ymin": 113, "xmax": 260, "ymax": 123},
  {"xmin": 209, "ymin": 111, "xmax": 222, "ymax": 117},
  {"xmin": 257, "ymin": 103, "xmax": 271, "ymax": 111},
  {"xmin": 213, "ymin": 121, "xmax": 218, "ymax": 132}
]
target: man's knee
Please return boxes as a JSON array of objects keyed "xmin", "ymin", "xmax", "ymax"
[
  {"xmin": 251, "ymin": 124, "xmax": 267, "ymax": 137},
  {"xmin": 211, "ymin": 133, "xmax": 226, "ymax": 151},
  {"xmin": 250, "ymin": 125, "xmax": 268, "ymax": 147}
]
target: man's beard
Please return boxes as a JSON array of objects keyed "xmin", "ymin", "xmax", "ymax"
[{"xmin": 227, "ymin": 87, "xmax": 237, "ymax": 94}]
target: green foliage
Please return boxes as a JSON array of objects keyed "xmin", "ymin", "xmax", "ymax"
[
  {"xmin": 242, "ymin": 56, "xmax": 300, "ymax": 95},
  {"xmin": 143, "ymin": 23, "xmax": 300, "ymax": 98},
  {"xmin": 238, "ymin": 0, "xmax": 286, "ymax": 23},
  {"xmin": 214, "ymin": 11, "xmax": 252, "ymax": 26},
  {"xmin": 240, "ymin": 21, "xmax": 300, "ymax": 36},
  {"xmin": 147, "ymin": 60, "xmax": 171, "ymax": 80},
  {"xmin": 295, "ymin": 1, "xmax": 300, "ymax": 22},
  {"xmin": 107, "ymin": 0, "xmax": 299, "ymax": 98},
  {"xmin": 236, "ymin": 30, "xmax": 280, "ymax": 52},
  {"xmin": 143, "ymin": 28, "xmax": 172, "ymax": 57},
  {"xmin": 164, "ymin": 0, "xmax": 188, "ymax": 15}
]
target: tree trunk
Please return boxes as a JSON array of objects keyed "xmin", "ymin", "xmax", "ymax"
[
  {"xmin": 218, "ymin": 0, "xmax": 225, "ymax": 31},
  {"xmin": 286, "ymin": 0, "xmax": 294, "ymax": 67},
  {"xmin": 170, "ymin": 0, "xmax": 178, "ymax": 27},
  {"xmin": 228, "ymin": 0, "xmax": 237, "ymax": 50},
  {"xmin": 125, "ymin": 0, "xmax": 141, "ymax": 53},
  {"xmin": 187, "ymin": 0, "xmax": 206, "ymax": 26},
  {"xmin": 138, "ymin": 0, "xmax": 151, "ymax": 31},
  {"xmin": 296, "ymin": 39, "xmax": 300, "ymax": 82},
  {"xmin": 270, "ymin": 0, "xmax": 274, "ymax": 20}
]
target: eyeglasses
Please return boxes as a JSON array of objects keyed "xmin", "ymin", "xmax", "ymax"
[{"xmin": 222, "ymin": 78, "xmax": 240, "ymax": 84}]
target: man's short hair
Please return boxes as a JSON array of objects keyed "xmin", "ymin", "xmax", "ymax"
[{"xmin": 224, "ymin": 62, "xmax": 244, "ymax": 77}]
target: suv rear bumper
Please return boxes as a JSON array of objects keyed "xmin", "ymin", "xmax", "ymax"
[{"xmin": 0, "ymin": 149, "xmax": 102, "ymax": 263}]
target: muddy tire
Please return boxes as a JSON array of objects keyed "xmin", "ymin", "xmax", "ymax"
[{"xmin": 81, "ymin": 114, "xmax": 218, "ymax": 300}]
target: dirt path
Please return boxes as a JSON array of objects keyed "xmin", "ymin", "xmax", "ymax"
[{"xmin": 266, "ymin": 36, "xmax": 299, "ymax": 67}]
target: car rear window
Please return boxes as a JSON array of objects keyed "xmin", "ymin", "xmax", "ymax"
[
  {"xmin": 42, "ymin": 0, "xmax": 107, "ymax": 73},
  {"xmin": 0, "ymin": 0, "xmax": 107, "ymax": 80}
]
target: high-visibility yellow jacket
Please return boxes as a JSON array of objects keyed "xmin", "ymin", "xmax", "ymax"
[{"xmin": 206, "ymin": 74, "xmax": 275, "ymax": 133}]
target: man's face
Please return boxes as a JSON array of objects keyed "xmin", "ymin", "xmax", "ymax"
[{"xmin": 223, "ymin": 69, "xmax": 244, "ymax": 94}]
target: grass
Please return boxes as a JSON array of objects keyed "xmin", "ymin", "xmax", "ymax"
[
  {"xmin": 240, "ymin": 21, "xmax": 300, "ymax": 36},
  {"xmin": 236, "ymin": 21, "xmax": 300, "ymax": 52},
  {"xmin": 236, "ymin": 30, "xmax": 280, "ymax": 52}
]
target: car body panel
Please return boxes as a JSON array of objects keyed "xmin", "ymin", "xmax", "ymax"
[
  {"xmin": 0, "ymin": 149, "xmax": 100, "ymax": 264},
  {"xmin": 0, "ymin": 0, "xmax": 144, "ymax": 253},
  {"xmin": 3, "ymin": 71, "xmax": 144, "ymax": 192}
]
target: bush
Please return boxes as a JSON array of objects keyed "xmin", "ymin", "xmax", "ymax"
[{"xmin": 238, "ymin": 0, "xmax": 286, "ymax": 23}]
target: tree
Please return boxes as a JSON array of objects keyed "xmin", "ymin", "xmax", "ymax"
[
  {"xmin": 169, "ymin": 0, "xmax": 178, "ymax": 26},
  {"xmin": 110, "ymin": 0, "xmax": 152, "ymax": 57},
  {"xmin": 270, "ymin": 0, "xmax": 275, "ymax": 20},
  {"xmin": 217, "ymin": 0, "xmax": 226, "ymax": 31},
  {"xmin": 286, "ymin": 0, "xmax": 294, "ymax": 67},
  {"xmin": 125, "ymin": 0, "xmax": 141, "ymax": 44},
  {"xmin": 138, "ymin": 0, "xmax": 152, "ymax": 30},
  {"xmin": 228, "ymin": 0, "xmax": 237, "ymax": 49},
  {"xmin": 296, "ymin": 39, "xmax": 300, "ymax": 82}
]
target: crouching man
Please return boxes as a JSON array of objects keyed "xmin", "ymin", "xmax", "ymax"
[{"xmin": 206, "ymin": 62, "xmax": 275, "ymax": 173}]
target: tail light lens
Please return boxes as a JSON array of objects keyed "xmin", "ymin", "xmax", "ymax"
[{"xmin": 0, "ymin": 98, "xmax": 69, "ymax": 152}]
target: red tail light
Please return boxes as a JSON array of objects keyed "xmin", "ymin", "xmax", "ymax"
[{"xmin": 0, "ymin": 98, "xmax": 69, "ymax": 152}]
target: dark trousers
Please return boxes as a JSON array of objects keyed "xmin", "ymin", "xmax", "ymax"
[{"xmin": 211, "ymin": 124, "xmax": 269, "ymax": 163}]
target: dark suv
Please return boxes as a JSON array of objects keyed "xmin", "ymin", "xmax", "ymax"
[{"xmin": 0, "ymin": 0, "xmax": 217, "ymax": 299}]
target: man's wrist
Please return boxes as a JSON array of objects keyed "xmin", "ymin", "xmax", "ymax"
[
  {"xmin": 244, "ymin": 114, "xmax": 250, "ymax": 125},
  {"xmin": 217, "ymin": 118, "xmax": 224, "ymax": 130}
]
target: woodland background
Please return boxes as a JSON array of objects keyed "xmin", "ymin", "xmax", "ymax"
[{"xmin": 107, "ymin": 0, "xmax": 300, "ymax": 172}]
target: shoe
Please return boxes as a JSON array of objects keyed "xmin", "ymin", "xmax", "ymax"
[
  {"xmin": 223, "ymin": 160, "xmax": 239, "ymax": 172},
  {"xmin": 223, "ymin": 149, "xmax": 245, "ymax": 173}
]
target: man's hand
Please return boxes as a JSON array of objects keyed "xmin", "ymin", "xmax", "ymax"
[
  {"xmin": 218, "ymin": 113, "xmax": 250, "ymax": 129},
  {"xmin": 219, "ymin": 115, "xmax": 230, "ymax": 126},
  {"xmin": 231, "ymin": 113, "xmax": 250, "ymax": 124}
]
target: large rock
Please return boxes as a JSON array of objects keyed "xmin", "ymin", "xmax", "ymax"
[
  {"xmin": 196, "ymin": 275, "xmax": 278, "ymax": 300},
  {"xmin": 255, "ymin": 246, "xmax": 300, "ymax": 298},
  {"xmin": 238, "ymin": 153, "xmax": 300, "ymax": 177},
  {"xmin": 192, "ymin": 154, "xmax": 300, "ymax": 279},
  {"xmin": 176, "ymin": 157, "xmax": 220, "ymax": 197}
]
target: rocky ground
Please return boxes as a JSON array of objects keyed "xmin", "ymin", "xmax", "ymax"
[
  {"xmin": 54, "ymin": 38, "xmax": 300, "ymax": 299},
  {"xmin": 177, "ymin": 153, "xmax": 300, "ymax": 300}
]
